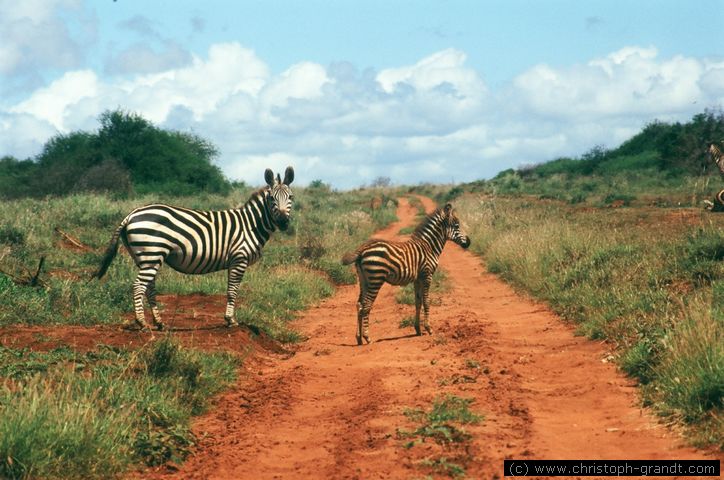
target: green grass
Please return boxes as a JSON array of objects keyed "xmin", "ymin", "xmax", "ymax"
[
  {"xmin": 0, "ymin": 338, "xmax": 238, "ymax": 479},
  {"xmin": 399, "ymin": 395, "xmax": 483, "ymax": 478},
  {"xmin": 454, "ymin": 192, "xmax": 724, "ymax": 448}
]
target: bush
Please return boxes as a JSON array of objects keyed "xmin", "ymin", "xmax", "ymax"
[
  {"xmin": 8, "ymin": 109, "xmax": 231, "ymax": 198},
  {"xmin": 73, "ymin": 159, "xmax": 133, "ymax": 196}
]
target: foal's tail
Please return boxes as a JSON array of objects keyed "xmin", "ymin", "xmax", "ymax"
[{"xmin": 341, "ymin": 250, "xmax": 360, "ymax": 265}]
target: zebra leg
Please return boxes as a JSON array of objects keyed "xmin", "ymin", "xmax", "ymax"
[
  {"xmin": 357, "ymin": 282, "xmax": 381, "ymax": 345},
  {"xmin": 130, "ymin": 266, "xmax": 161, "ymax": 330},
  {"xmin": 146, "ymin": 279, "xmax": 164, "ymax": 331},
  {"xmin": 420, "ymin": 273, "xmax": 433, "ymax": 334},
  {"xmin": 224, "ymin": 260, "xmax": 248, "ymax": 327},
  {"xmin": 413, "ymin": 279, "xmax": 423, "ymax": 336}
]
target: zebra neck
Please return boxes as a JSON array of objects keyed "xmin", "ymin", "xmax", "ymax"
[
  {"xmin": 412, "ymin": 218, "xmax": 446, "ymax": 258},
  {"xmin": 236, "ymin": 191, "xmax": 275, "ymax": 246}
]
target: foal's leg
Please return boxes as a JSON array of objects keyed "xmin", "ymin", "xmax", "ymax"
[{"xmin": 356, "ymin": 278, "xmax": 382, "ymax": 345}]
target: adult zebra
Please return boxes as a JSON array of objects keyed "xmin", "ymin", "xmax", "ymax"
[
  {"xmin": 704, "ymin": 142, "xmax": 724, "ymax": 211},
  {"xmin": 342, "ymin": 202, "xmax": 470, "ymax": 345},
  {"xmin": 708, "ymin": 141, "xmax": 724, "ymax": 175},
  {"xmin": 92, "ymin": 167, "xmax": 294, "ymax": 330}
]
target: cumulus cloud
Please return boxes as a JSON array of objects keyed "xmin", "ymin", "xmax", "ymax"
[
  {"xmin": 511, "ymin": 46, "xmax": 710, "ymax": 119},
  {"xmin": 1, "ymin": 41, "xmax": 723, "ymax": 188},
  {"xmin": 0, "ymin": 0, "xmax": 88, "ymax": 94}
]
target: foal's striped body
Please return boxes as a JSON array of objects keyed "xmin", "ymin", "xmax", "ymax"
[{"xmin": 342, "ymin": 203, "xmax": 470, "ymax": 345}]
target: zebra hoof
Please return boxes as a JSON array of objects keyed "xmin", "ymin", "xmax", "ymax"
[
  {"xmin": 226, "ymin": 319, "xmax": 238, "ymax": 328},
  {"xmin": 414, "ymin": 327, "xmax": 422, "ymax": 336},
  {"xmin": 122, "ymin": 322, "xmax": 147, "ymax": 331},
  {"xmin": 363, "ymin": 336, "xmax": 371, "ymax": 344},
  {"xmin": 424, "ymin": 326, "xmax": 433, "ymax": 335},
  {"xmin": 154, "ymin": 323, "xmax": 165, "ymax": 331}
]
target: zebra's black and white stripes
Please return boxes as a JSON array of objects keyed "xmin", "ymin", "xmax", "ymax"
[
  {"xmin": 705, "ymin": 142, "xmax": 724, "ymax": 212},
  {"xmin": 342, "ymin": 203, "xmax": 470, "ymax": 345},
  {"xmin": 708, "ymin": 142, "xmax": 724, "ymax": 176},
  {"xmin": 92, "ymin": 167, "xmax": 295, "ymax": 329}
]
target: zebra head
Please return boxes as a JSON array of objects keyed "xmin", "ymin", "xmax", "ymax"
[
  {"xmin": 264, "ymin": 166, "xmax": 295, "ymax": 231},
  {"xmin": 442, "ymin": 203, "xmax": 471, "ymax": 249}
]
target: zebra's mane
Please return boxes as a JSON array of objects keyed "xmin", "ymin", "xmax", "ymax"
[
  {"xmin": 236, "ymin": 187, "xmax": 269, "ymax": 210},
  {"xmin": 410, "ymin": 208, "xmax": 445, "ymax": 240}
]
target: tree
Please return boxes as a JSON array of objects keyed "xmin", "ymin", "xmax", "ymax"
[{"xmin": 8, "ymin": 109, "xmax": 232, "ymax": 197}]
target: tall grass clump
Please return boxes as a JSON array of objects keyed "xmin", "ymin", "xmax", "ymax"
[
  {"xmin": 0, "ymin": 376, "xmax": 133, "ymax": 479},
  {"xmin": 0, "ymin": 338, "xmax": 238, "ymax": 479},
  {"xmin": 454, "ymin": 192, "xmax": 724, "ymax": 448},
  {"xmin": 653, "ymin": 298, "xmax": 723, "ymax": 446}
]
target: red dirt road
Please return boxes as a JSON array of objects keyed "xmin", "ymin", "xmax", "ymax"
[{"xmin": 137, "ymin": 196, "xmax": 717, "ymax": 480}]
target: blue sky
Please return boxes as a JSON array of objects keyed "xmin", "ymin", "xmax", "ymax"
[{"xmin": 1, "ymin": 0, "xmax": 723, "ymax": 188}]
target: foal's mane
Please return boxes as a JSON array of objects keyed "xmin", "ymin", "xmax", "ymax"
[{"xmin": 410, "ymin": 208, "xmax": 444, "ymax": 240}]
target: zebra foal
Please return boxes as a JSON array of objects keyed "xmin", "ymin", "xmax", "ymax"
[
  {"xmin": 92, "ymin": 167, "xmax": 295, "ymax": 330},
  {"xmin": 342, "ymin": 203, "xmax": 470, "ymax": 345}
]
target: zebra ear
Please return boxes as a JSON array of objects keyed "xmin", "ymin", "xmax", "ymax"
[
  {"xmin": 264, "ymin": 169, "xmax": 274, "ymax": 187},
  {"xmin": 283, "ymin": 166, "xmax": 295, "ymax": 185},
  {"xmin": 444, "ymin": 203, "xmax": 453, "ymax": 216}
]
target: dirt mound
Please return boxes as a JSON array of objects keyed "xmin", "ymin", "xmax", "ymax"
[{"xmin": 0, "ymin": 294, "xmax": 275, "ymax": 355}]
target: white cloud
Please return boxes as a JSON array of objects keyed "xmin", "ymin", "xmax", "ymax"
[
  {"xmin": 377, "ymin": 48, "xmax": 486, "ymax": 99},
  {"xmin": 0, "ymin": 0, "xmax": 86, "ymax": 78},
  {"xmin": 0, "ymin": 112, "xmax": 57, "ymax": 159},
  {"xmin": 10, "ymin": 70, "xmax": 99, "ymax": 131},
  {"xmin": 1, "ymin": 42, "xmax": 723, "ymax": 188},
  {"xmin": 511, "ymin": 46, "xmax": 711, "ymax": 119}
]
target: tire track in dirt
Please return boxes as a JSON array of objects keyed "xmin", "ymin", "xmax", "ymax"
[{"xmin": 141, "ymin": 196, "xmax": 717, "ymax": 480}]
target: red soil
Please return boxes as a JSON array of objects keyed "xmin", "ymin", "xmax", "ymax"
[{"xmin": 0, "ymin": 293, "xmax": 282, "ymax": 355}]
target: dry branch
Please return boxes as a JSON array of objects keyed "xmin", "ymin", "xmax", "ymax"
[{"xmin": 54, "ymin": 227, "xmax": 94, "ymax": 251}]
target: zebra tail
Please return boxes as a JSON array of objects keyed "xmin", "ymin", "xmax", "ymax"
[
  {"xmin": 90, "ymin": 220, "xmax": 126, "ymax": 281},
  {"xmin": 341, "ymin": 250, "xmax": 360, "ymax": 265}
]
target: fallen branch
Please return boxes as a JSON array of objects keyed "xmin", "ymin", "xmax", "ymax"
[
  {"xmin": 0, "ymin": 256, "xmax": 47, "ymax": 288},
  {"xmin": 54, "ymin": 227, "xmax": 94, "ymax": 251}
]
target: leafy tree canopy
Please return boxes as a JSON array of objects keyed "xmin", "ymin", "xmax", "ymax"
[{"xmin": 0, "ymin": 110, "xmax": 231, "ymax": 198}]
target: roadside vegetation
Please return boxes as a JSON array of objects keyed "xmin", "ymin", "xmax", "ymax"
[
  {"xmin": 453, "ymin": 194, "xmax": 723, "ymax": 447},
  {"xmin": 0, "ymin": 338, "xmax": 238, "ymax": 479}
]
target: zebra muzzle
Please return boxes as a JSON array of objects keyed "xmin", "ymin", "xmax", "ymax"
[{"xmin": 276, "ymin": 216, "xmax": 290, "ymax": 231}]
